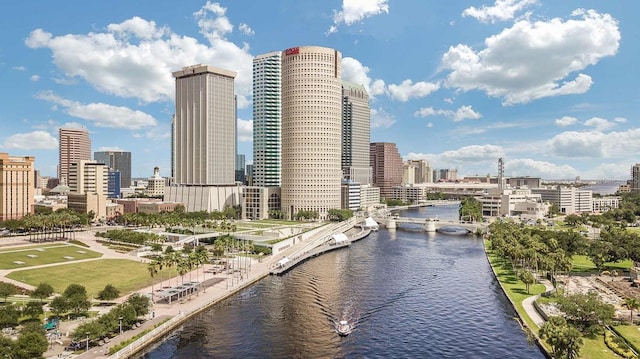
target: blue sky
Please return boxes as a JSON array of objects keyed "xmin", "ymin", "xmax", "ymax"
[{"xmin": 1, "ymin": 0, "xmax": 638, "ymax": 180}]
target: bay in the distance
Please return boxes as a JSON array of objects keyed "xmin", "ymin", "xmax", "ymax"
[{"xmin": 139, "ymin": 205, "xmax": 545, "ymax": 358}]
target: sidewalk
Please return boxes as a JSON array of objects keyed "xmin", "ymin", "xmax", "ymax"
[{"xmin": 521, "ymin": 277, "xmax": 555, "ymax": 327}]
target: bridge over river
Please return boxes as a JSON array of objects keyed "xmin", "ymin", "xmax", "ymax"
[{"xmin": 375, "ymin": 217, "xmax": 487, "ymax": 234}]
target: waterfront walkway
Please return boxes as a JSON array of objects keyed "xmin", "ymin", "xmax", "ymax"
[
  {"xmin": 20, "ymin": 222, "xmax": 354, "ymax": 358},
  {"xmin": 521, "ymin": 277, "xmax": 555, "ymax": 327}
]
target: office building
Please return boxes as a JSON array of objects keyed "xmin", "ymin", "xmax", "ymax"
[
  {"xmin": 406, "ymin": 159, "xmax": 432, "ymax": 183},
  {"xmin": 281, "ymin": 46, "xmax": 343, "ymax": 220},
  {"xmin": 172, "ymin": 64, "xmax": 237, "ymax": 185},
  {"xmin": 106, "ymin": 170, "xmax": 121, "ymax": 199},
  {"xmin": 166, "ymin": 64, "xmax": 241, "ymax": 212},
  {"xmin": 146, "ymin": 167, "xmax": 165, "ymax": 197},
  {"xmin": 632, "ymin": 164, "xmax": 640, "ymax": 192},
  {"xmin": 59, "ymin": 127, "xmax": 91, "ymax": 184},
  {"xmin": 341, "ymin": 81, "xmax": 372, "ymax": 185},
  {"xmin": 94, "ymin": 150, "xmax": 132, "ymax": 188},
  {"xmin": 370, "ymin": 142, "xmax": 403, "ymax": 199},
  {"xmin": 235, "ymin": 154, "xmax": 246, "ymax": 184},
  {"xmin": 252, "ymin": 51, "xmax": 282, "ymax": 187},
  {"xmin": 0, "ymin": 153, "xmax": 35, "ymax": 221},
  {"xmin": 242, "ymin": 186, "xmax": 281, "ymax": 220},
  {"xmin": 68, "ymin": 160, "xmax": 109, "ymax": 195}
]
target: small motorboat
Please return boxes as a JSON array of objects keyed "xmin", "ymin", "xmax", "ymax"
[{"xmin": 337, "ymin": 320, "xmax": 351, "ymax": 336}]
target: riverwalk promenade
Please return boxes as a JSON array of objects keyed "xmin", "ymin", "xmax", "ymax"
[{"xmin": 27, "ymin": 220, "xmax": 352, "ymax": 359}]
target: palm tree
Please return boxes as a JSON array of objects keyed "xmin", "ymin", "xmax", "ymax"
[
  {"xmin": 625, "ymin": 298, "xmax": 640, "ymax": 324},
  {"xmin": 147, "ymin": 262, "xmax": 158, "ymax": 303}
]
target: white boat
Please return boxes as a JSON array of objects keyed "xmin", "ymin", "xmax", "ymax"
[{"xmin": 337, "ymin": 320, "xmax": 351, "ymax": 336}]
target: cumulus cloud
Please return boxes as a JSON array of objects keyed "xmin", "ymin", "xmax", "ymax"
[
  {"xmin": 30, "ymin": 75, "xmax": 40, "ymax": 82},
  {"xmin": 387, "ymin": 79, "xmax": 440, "ymax": 102},
  {"xmin": 371, "ymin": 108, "xmax": 396, "ymax": 128},
  {"xmin": 414, "ymin": 105, "xmax": 481, "ymax": 122},
  {"xmin": 25, "ymin": 2, "xmax": 253, "ymax": 108},
  {"xmin": 505, "ymin": 158, "xmax": 578, "ymax": 179},
  {"xmin": 342, "ymin": 57, "xmax": 386, "ymax": 97},
  {"xmin": 35, "ymin": 91, "xmax": 157, "ymax": 130},
  {"xmin": 554, "ymin": 116, "xmax": 577, "ymax": 127},
  {"xmin": 441, "ymin": 9, "xmax": 620, "ymax": 105},
  {"xmin": 462, "ymin": 0, "xmax": 538, "ymax": 23},
  {"xmin": 13, "ymin": 66, "xmax": 26, "ymax": 71},
  {"xmin": 1, "ymin": 131, "xmax": 58, "ymax": 150},
  {"xmin": 328, "ymin": 0, "xmax": 389, "ymax": 34},
  {"xmin": 584, "ymin": 117, "xmax": 614, "ymax": 131},
  {"xmin": 238, "ymin": 23, "xmax": 254, "ymax": 36},
  {"xmin": 237, "ymin": 118, "xmax": 253, "ymax": 142},
  {"xmin": 548, "ymin": 128, "xmax": 640, "ymax": 158}
]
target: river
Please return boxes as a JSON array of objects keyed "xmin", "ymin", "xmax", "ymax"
[{"xmin": 139, "ymin": 204, "xmax": 545, "ymax": 358}]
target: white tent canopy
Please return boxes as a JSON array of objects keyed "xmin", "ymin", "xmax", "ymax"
[
  {"xmin": 331, "ymin": 233, "xmax": 348, "ymax": 243},
  {"xmin": 364, "ymin": 217, "xmax": 379, "ymax": 230}
]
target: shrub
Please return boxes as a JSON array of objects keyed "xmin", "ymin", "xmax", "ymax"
[{"xmin": 604, "ymin": 331, "xmax": 636, "ymax": 359}]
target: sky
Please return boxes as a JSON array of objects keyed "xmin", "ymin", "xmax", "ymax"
[{"xmin": 1, "ymin": 0, "xmax": 638, "ymax": 181}]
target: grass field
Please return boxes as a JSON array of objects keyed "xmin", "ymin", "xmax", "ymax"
[
  {"xmin": 0, "ymin": 244, "xmax": 102, "ymax": 269},
  {"xmin": 0, "ymin": 243, "xmax": 62, "ymax": 253},
  {"xmin": 571, "ymin": 255, "xmax": 634, "ymax": 273},
  {"xmin": 6, "ymin": 259, "xmax": 177, "ymax": 298}
]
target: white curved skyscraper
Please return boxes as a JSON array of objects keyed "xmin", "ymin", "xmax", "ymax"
[{"xmin": 281, "ymin": 46, "xmax": 343, "ymax": 220}]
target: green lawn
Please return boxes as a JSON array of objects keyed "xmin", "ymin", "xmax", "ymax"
[
  {"xmin": 0, "ymin": 243, "xmax": 62, "ymax": 253},
  {"xmin": 485, "ymin": 240, "xmax": 620, "ymax": 358},
  {"xmin": 0, "ymin": 244, "xmax": 102, "ymax": 269},
  {"xmin": 571, "ymin": 255, "xmax": 634, "ymax": 273},
  {"xmin": 7, "ymin": 259, "xmax": 175, "ymax": 298}
]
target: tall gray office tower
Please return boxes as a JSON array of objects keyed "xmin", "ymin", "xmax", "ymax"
[
  {"xmin": 94, "ymin": 150, "xmax": 132, "ymax": 188},
  {"xmin": 252, "ymin": 51, "xmax": 282, "ymax": 187},
  {"xmin": 172, "ymin": 64, "xmax": 237, "ymax": 185},
  {"xmin": 341, "ymin": 80, "xmax": 372, "ymax": 185}
]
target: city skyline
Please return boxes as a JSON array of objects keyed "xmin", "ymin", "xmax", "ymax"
[{"xmin": 1, "ymin": 1, "xmax": 638, "ymax": 180}]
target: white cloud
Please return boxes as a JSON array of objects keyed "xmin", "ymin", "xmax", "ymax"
[
  {"xmin": 341, "ymin": 57, "xmax": 386, "ymax": 97},
  {"xmin": 614, "ymin": 117, "xmax": 627, "ymax": 123},
  {"xmin": 329, "ymin": 0, "xmax": 389, "ymax": 34},
  {"xmin": 505, "ymin": 158, "xmax": 578, "ymax": 179},
  {"xmin": 98, "ymin": 146, "xmax": 125, "ymax": 151},
  {"xmin": 371, "ymin": 108, "xmax": 396, "ymax": 128},
  {"xmin": 441, "ymin": 9, "xmax": 620, "ymax": 105},
  {"xmin": 548, "ymin": 128, "xmax": 640, "ymax": 158},
  {"xmin": 426, "ymin": 122, "xmax": 433, "ymax": 128},
  {"xmin": 462, "ymin": 0, "xmax": 538, "ymax": 23},
  {"xmin": 13, "ymin": 66, "xmax": 26, "ymax": 71},
  {"xmin": 1, "ymin": 131, "xmax": 58, "ymax": 150},
  {"xmin": 35, "ymin": 91, "xmax": 157, "ymax": 130},
  {"xmin": 554, "ymin": 116, "xmax": 577, "ymax": 127},
  {"xmin": 387, "ymin": 79, "xmax": 440, "ymax": 102},
  {"xmin": 25, "ymin": 2, "xmax": 253, "ymax": 108},
  {"xmin": 584, "ymin": 117, "xmax": 614, "ymax": 132},
  {"xmin": 237, "ymin": 118, "xmax": 253, "ymax": 142},
  {"xmin": 414, "ymin": 105, "xmax": 481, "ymax": 122},
  {"xmin": 238, "ymin": 23, "xmax": 254, "ymax": 36},
  {"xmin": 30, "ymin": 75, "xmax": 40, "ymax": 82}
]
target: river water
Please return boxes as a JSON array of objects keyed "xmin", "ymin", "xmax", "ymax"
[{"xmin": 139, "ymin": 205, "xmax": 545, "ymax": 358}]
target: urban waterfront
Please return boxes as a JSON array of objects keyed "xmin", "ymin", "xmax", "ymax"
[{"xmin": 139, "ymin": 205, "xmax": 545, "ymax": 358}]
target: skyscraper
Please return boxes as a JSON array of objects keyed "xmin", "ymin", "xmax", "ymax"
[
  {"xmin": 94, "ymin": 150, "xmax": 132, "ymax": 188},
  {"xmin": 632, "ymin": 163, "xmax": 640, "ymax": 192},
  {"xmin": 68, "ymin": 160, "xmax": 109, "ymax": 195},
  {"xmin": 281, "ymin": 46, "xmax": 342, "ymax": 220},
  {"xmin": 370, "ymin": 142, "xmax": 403, "ymax": 199},
  {"xmin": 252, "ymin": 51, "xmax": 282, "ymax": 187},
  {"xmin": 172, "ymin": 64, "xmax": 237, "ymax": 185},
  {"xmin": 58, "ymin": 127, "xmax": 91, "ymax": 184},
  {"xmin": 0, "ymin": 153, "xmax": 34, "ymax": 221},
  {"xmin": 341, "ymin": 80, "xmax": 372, "ymax": 185}
]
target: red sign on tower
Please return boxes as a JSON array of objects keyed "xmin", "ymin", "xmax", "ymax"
[{"xmin": 285, "ymin": 47, "xmax": 300, "ymax": 55}]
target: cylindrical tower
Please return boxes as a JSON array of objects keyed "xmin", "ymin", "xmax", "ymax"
[{"xmin": 281, "ymin": 46, "xmax": 343, "ymax": 220}]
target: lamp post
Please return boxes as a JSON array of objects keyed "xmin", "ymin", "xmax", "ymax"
[
  {"xmin": 85, "ymin": 332, "xmax": 90, "ymax": 352},
  {"xmin": 119, "ymin": 316, "xmax": 123, "ymax": 336}
]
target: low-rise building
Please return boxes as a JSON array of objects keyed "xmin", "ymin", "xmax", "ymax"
[{"xmin": 242, "ymin": 186, "xmax": 281, "ymax": 220}]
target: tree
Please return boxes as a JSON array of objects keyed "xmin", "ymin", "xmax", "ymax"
[
  {"xmin": 62, "ymin": 284, "xmax": 91, "ymax": 315},
  {"xmin": 0, "ymin": 305, "xmax": 19, "ymax": 328},
  {"xmin": 49, "ymin": 295, "xmax": 68, "ymax": 317},
  {"xmin": 557, "ymin": 292, "xmax": 615, "ymax": 332},
  {"xmin": 0, "ymin": 282, "xmax": 18, "ymax": 302},
  {"xmin": 625, "ymin": 298, "xmax": 640, "ymax": 324},
  {"xmin": 97, "ymin": 284, "xmax": 121, "ymax": 301},
  {"xmin": 539, "ymin": 316, "xmax": 583, "ymax": 359},
  {"xmin": 0, "ymin": 336, "xmax": 13, "ymax": 358},
  {"xmin": 31, "ymin": 282, "xmax": 54, "ymax": 302},
  {"xmin": 126, "ymin": 293, "xmax": 150, "ymax": 317},
  {"xmin": 519, "ymin": 270, "xmax": 536, "ymax": 294},
  {"xmin": 22, "ymin": 301, "xmax": 44, "ymax": 320}
]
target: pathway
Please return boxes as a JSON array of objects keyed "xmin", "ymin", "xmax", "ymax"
[{"xmin": 521, "ymin": 277, "xmax": 555, "ymax": 327}]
